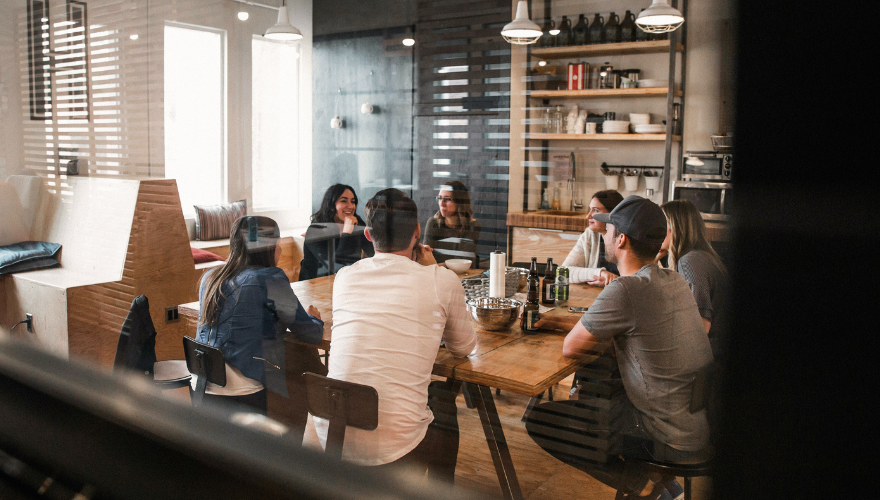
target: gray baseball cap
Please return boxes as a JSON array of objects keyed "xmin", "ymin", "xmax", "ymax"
[{"xmin": 592, "ymin": 195, "xmax": 667, "ymax": 245}]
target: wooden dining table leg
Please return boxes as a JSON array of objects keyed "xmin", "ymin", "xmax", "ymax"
[{"xmin": 463, "ymin": 382, "xmax": 524, "ymax": 500}]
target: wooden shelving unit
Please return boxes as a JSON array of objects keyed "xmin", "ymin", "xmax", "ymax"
[
  {"xmin": 529, "ymin": 87, "xmax": 682, "ymax": 99},
  {"xmin": 527, "ymin": 133, "xmax": 679, "ymax": 142},
  {"xmin": 531, "ymin": 40, "xmax": 684, "ymax": 59}
]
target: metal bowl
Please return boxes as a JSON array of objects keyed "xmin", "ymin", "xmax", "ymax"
[{"xmin": 466, "ymin": 297, "xmax": 522, "ymax": 331}]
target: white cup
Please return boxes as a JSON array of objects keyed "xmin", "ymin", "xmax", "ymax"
[{"xmin": 585, "ymin": 122, "xmax": 597, "ymax": 134}]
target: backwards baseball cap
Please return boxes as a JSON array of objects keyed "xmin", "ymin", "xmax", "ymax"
[{"xmin": 592, "ymin": 195, "xmax": 667, "ymax": 245}]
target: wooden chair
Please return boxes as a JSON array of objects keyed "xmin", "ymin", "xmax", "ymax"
[
  {"xmin": 183, "ymin": 336, "xmax": 227, "ymax": 407},
  {"xmin": 613, "ymin": 363, "xmax": 719, "ymax": 500},
  {"xmin": 113, "ymin": 295, "xmax": 190, "ymax": 389},
  {"xmin": 303, "ymin": 372, "xmax": 378, "ymax": 460}
]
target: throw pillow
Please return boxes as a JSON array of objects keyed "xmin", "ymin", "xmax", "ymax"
[
  {"xmin": 191, "ymin": 247, "xmax": 224, "ymax": 264},
  {"xmin": 0, "ymin": 241, "xmax": 62, "ymax": 275},
  {"xmin": 193, "ymin": 200, "xmax": 247, "ymax": 241}
]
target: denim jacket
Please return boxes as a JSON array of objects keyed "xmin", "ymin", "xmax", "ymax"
[{"xmin": 197, "ymin": 267, "xmax": 323, "ymax": 395}]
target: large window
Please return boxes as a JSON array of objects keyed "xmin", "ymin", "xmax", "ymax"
[
  {"xmin": 164, "ymin": 23, "xmax": 226, "ymax": 216},
  {"xmin": 251, "ymin": 36, "xmax": 299, "ymax": 211}
]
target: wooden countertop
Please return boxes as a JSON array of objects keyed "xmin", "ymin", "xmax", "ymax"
[
  {"xmin": 506, "ymin": 211, "xmax": 589, "ymax": 232},
  {"xmin": 507, "ymin": 211, "xmax": 730, "ymax": 242}
]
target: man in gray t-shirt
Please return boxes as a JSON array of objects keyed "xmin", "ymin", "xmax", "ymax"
[{"xmin": 526, "ymin": 196, "xmax": 713, "ymax": 499}]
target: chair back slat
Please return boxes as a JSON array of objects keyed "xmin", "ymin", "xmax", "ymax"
[
  {"xmin": 183, "ymin": 336, "xmax": 226, "ymax": 386},
  {"xmin": 303, "ymin": 373, "xmax": 379, "ymax": 457}
]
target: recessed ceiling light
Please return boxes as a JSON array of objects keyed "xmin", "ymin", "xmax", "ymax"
[
  {"xmin": 129, "ymin": 34, "xmax": 139, "ymax": 40},
  {"xmin": 238, "ymin": 11, "xmax": 249, "ymax": 21},
  {"xmin": 402, "ymin": 38, "xmax": 415, "ymax": 47}
]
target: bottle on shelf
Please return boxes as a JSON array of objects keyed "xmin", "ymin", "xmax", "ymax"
[
  {"xmin": 522, "ymin": 257, "xmax": 541, "ymax": 332},
  {"xmin": 540, "ymin": 188, "xmax": 550, "ymax": 210},
  {"xmin": 635, "ymin": 9, "xmax": 650, "ymax": 42},
  {"xmin": 551, "ymin": 183, "xmax": 562, "ymax": 210},
  {"xmin": 572, "ymin": 14, "xmax": 588, "ymax": 46},
  {"xmin": 558, "ymin": 16, "xmax": 573, "ymax": 46},
  {"xmin": 539, "ymin": 18, "xmax": 556, "ymax": 48},
  {"xmin": 589, "ymin": 13, "xmax": 604, "ymax": 45},
  {"xmin": 551, "ymin": 105, "xmax": 564, "ymax": 134},
  {"xmin": 542, "ymin": 258, "xmax": 555, "ymax": 305},
  {"xmin": 542, "ymin": 107, "xmax": 552, "ymax": 134},
  {"xmin": 603, "ymin": 12, "xmax": 621, "ymax": 44},
  {"xmin": 620, "ymin": 10, "xmax": 637, "ymax": 42}
]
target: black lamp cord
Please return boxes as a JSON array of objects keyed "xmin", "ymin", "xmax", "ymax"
[{"xmin": 9, "ymin": 314, "xmax": 33, "ymax": 332}]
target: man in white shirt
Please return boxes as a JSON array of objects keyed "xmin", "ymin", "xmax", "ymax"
[{"xmin": 314, "ymin": 188, "xmax": 477, "ymax": 482}]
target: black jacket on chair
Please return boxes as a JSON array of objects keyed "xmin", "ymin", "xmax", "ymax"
[{"xmin": 113, "ymin": 295, "xmax": 158, "ymax": 375}]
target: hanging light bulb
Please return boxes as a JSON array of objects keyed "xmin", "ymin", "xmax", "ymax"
[
  {"xmin": 265, "ymin": 0, "xmax": 303, "ymax": 41},
  {"xmin": 501, "ymin": 1, "xmax": 542, "ymax": 45},
  {"xmin": 636, "ymin": 0, "xmax": 685, "ymax": 33}
]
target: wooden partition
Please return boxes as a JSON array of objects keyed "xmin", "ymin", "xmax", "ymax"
[{"xmin": 1, "ymin": 178, "xmax": 199, "ymax": 367}]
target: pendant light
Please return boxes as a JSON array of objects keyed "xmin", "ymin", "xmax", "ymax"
[
  {"xmin": 501, "ymin": 1, "xmax": 542, "ymax": 45},
  {"xmin": 635, "ymin": 0, "xmax": 684, "ymax": 33},
  {"xmin": 264, "ymin": 0, "xmax": 302, "ymax": 41}
]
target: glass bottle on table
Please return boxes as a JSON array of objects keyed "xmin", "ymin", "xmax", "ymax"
[
  {"xmin": 522, "ymin": 257, "xmax": 541, "ymax": 331},
  {"xmin": 542, "ymin": 257, "xmax": 555, "ymax": 304}
]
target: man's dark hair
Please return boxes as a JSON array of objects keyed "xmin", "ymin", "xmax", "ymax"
[
  {"xmin": 613, "ymin": 226, "xmax": 662, "ymax": 260},
  {"xmin": 365, "ymin": 188, "xmax": 418, "ymax": 252}
]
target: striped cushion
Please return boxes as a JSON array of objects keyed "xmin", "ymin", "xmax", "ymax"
[{"xmin": 193, "ymin": 200, "xmax": 247, "ymax": 241}]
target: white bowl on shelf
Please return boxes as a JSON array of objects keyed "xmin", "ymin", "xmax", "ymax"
[
  {"xmin": 638, "ymin": 79, "xmax": 668, "ymax": 88},
  {"xmin": 445, "ymin": 259, "xmax": 472, "ymax": 273},
  {"xmin": 633, "ymin": 124, "xmax": 666, "ymax": 134},
  {"xmin": 602, "ymin": 120, "xmax": 630, "ymax": 134},
  {"xmin": 629, "ymin": 113, "xmax": 650, "ymax": 125}
]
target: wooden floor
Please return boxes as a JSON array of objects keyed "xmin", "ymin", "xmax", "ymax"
[{"xmin": 302, "ymin": 372, "xmax": 714, "ymax": 500}]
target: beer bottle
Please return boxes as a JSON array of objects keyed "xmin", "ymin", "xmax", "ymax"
[
  {"xmin": 541, "ymin": 257, "xmax": 555, "ymax": 304},
  {"xmin": 522, "ymin": 257, "xmax": 541, "ymax": 331}
]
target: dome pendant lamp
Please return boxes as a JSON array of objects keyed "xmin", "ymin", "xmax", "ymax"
[
  {"xmin": 635, "ymin": 0, "xmax": 685, "ymax": 33},
  {"xmin": 501, "ymin": 1, "xmax": 542, "ymax": 45},
  {"xmin": 264, "ymin": 0, "xmax": 303, "ymax": 41}
]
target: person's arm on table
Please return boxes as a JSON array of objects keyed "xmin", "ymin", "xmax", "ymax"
[
  {"xmin": 266, "ymin": 270, "xmax": 324, "ymax": 344},
  {"xmin": 439, "ymin": 271, "xmax": 477, "ymax": 357}
]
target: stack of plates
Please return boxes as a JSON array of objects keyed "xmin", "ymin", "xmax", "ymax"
[
  {"xmin": 638, "ymin": 79, "xmax": 668, "ymax": 88},
  {"xmin": 633, "ymin": 124, "xmax": 666, "ymax": 134},
  {"xmin": 602, "ymin": 120, "xmax": 630, "ymax": 134}
]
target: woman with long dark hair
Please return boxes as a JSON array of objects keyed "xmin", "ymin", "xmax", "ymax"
[
  {"xmin": 423, "ymin": 181, "xmax": 481, "ymax": 264},
  {"xmin": 299, "ymin": 184, "xmax": 374, "ymax": 280},
  {"xmin": 562, "ymin": 189, "xmax": 624, "ymax": 286},
  {"xmin": 660, "ymin": 200, "xmax": 729, "ymax": 360},
  {"xmin": 196, "ymin": 216, "xmax": 324, "ymax": 414}
]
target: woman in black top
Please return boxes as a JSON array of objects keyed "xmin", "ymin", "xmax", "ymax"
[
  {"xmin": 423, "ymin": 181, "xmax": 481, "ymax": 264},
  {"xmin": 299, "ymin": 184, "xmax": 374, "ymax": 280}
]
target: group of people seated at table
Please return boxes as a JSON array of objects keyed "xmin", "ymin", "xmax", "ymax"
[
  {"xmin": 299, "ymin": 181, "xmax": 480, "ymax": 280},
  {"xmin": 192, "ymin": 180, "xmax": 728, "ymax": 498}
]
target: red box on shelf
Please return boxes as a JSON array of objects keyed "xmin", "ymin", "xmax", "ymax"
[{"xmin": 567, "ymin": 63, "xmax": 587, "ymax": 90}]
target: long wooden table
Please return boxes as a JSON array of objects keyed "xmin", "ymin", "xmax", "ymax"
[{"xmin": 179, "ymin": 269, "xmax": 602, "ymax": 500}]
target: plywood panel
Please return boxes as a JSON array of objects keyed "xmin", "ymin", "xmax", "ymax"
[
  {"xmin": 30, "ymin": 177, "xmax": 140, "ymax": 284},
  {"xmin": 66, "ymin": 179, "xmax": 200, "ymax": 367},
  {"xmin": 510, "ymin": 227, "xmax": 580, "ymax": 264}
]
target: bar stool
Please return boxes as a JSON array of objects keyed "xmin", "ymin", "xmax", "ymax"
[{"xmin": 303, "ymin": 373, "xmax": 378, "ymax": 460}]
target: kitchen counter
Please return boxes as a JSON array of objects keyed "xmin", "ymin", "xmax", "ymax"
[{"xmin": 506, "ymin": 210, "xmax": 589, "ymax": 232}]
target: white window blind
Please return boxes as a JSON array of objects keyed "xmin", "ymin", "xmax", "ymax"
[
  {"xmin": 16, "ymin": 0, "xmax": 155, "ymax": 180},
  {"xmin": 163, "ymin": 22, "xmax": 226, "ymax": 217},
  {"xmin": 251, "ymin": 36, "xmax": 299, "ymax": 211}
]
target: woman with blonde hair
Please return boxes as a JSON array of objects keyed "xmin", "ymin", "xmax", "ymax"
[
  {"xmin": 423, "ymin": 181, "xmax": 481, "ymax": 264},
  {"xmin": 660, "ymin": 200, "xmax": 729, "ymax": 360}
]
